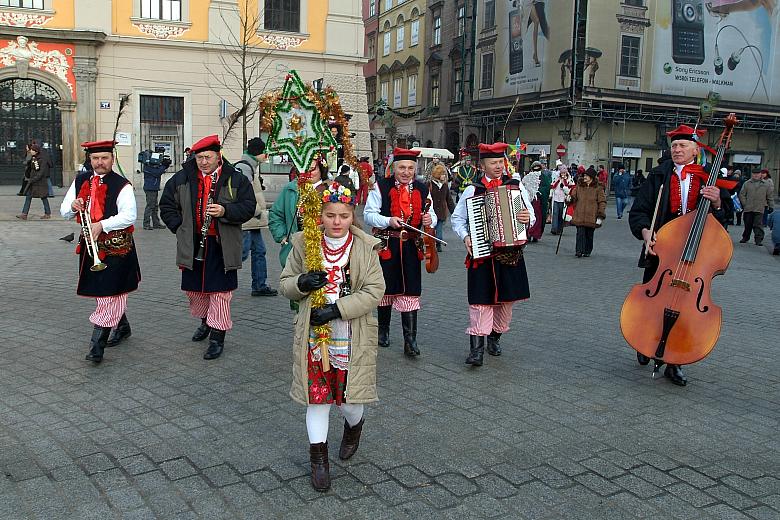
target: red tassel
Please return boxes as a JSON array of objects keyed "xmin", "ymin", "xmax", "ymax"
[
  {"xmin": 417, "ymin": 250, "xmax": 424, "ymax": 261},
  {"xmin": 379, "ymin": 248, "xmax": 391, "ymax": 260},
  {"xmin": 75, "ymin": 244, "xmax": 82, "ymax": 255},
  {"xmin": 98, "ymin": 250, "xmax": 106, "ymax": 261}
]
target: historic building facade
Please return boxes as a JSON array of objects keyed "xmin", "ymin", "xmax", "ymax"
[{"xmin": 0, "ymin": 0, "xmax": 368, "ymax": 186}]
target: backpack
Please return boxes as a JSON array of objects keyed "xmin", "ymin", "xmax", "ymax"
[{"xmin": 234, "ymin": 160, "xmax": 266, "ymax": 190}]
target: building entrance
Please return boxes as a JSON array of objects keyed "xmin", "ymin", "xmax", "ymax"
[{"xmin": 0, "ymin": 78, "xmax": 63, "ymax": 185}]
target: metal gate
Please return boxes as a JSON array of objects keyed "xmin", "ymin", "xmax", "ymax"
[{"xmin": 0, "ymin": 78, "xmax": 63, "ymax": 186}]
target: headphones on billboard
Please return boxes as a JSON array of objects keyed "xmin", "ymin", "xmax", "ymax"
[{"xmin": 711, "ymin": 24, "xmax": 768, "ymax": 102}]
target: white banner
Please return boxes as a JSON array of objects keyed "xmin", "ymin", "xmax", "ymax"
[
  {"xmin": 732, "ymin": 153, "xmax": 761, "ymax": 164},
  {"xmin": 612, "ymin": 146, "xmax": 642, "ymax": 158}
]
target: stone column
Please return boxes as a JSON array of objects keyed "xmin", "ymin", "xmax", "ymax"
[
  {"xmin": 72, "ymin": 54, "xmax": 98, "ymax": 144},
  {"xmin": 58, "ymin": 100, "xmax": 78, "ymax": 186}
]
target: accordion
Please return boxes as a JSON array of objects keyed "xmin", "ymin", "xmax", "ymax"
[{"xmin": 466, "ymin": 185, "xmax": 527, "ymax": 259}]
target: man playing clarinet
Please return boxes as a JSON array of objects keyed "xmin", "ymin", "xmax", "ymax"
[
  {"xmin": 364, "ymin": 148, "xmax": 437, "ymax": 357},
  {"xmin": 451, "ymin": 142, "xmax": 534, "ymax": 367},
  {"xmin": 60, "ymin": 140, "xmax": 141, "ymax": 363},
  {"xmin": 160, "ymin": 135, "xmax": 255, "ymax": 360},
  {"xmin": 628, "ymin": 125, "xmax": 725, "ymax": 386}
]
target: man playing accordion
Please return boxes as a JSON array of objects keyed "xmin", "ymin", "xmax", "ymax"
[{"xmin": 451, "ymin": 142, "xmax": 534, "ymax": 367}]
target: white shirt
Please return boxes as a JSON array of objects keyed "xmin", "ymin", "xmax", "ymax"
[
  {"xmin": 451, "ymin": 181, "xmax": 536, "ymax": 242},
  {"xmin": 674, "ymin": 162, "xmax": 694, "ymax": 214},
  {"xmin": 363, "ymin": 182, "xmax": 437, "ymax": 230},
  {"xmin": 60, "ymin": 174, "xmax": 137, "ymax": 232}
]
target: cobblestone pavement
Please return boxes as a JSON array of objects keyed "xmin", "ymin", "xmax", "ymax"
[{"xmin": 1, "ymin": 189, "xmax": 778, "ymax": 519}]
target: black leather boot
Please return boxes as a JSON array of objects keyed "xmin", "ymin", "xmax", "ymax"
[
  {"xmin": 106, "ymin": 314, "xmax": 132, "ymax": 348},
  {"xmin": 401, "ymin": 311, "xmax": 420, "ymax": 357},
  {"xmin": 339, "ymin": 418, "xmax": 364, "ymax": 460},
  {"xmin": 664, "ymin": 364, "xmax": 687, "ymax": 386},
  {"xmin": 466, "ymin": 335, "xmax": 485, "ymax": 366},
  {"xmin": 192, "ymin": 318, "xmax": 211, "ymax": 342},
  {"xmin": 636, "ymin": 352, "xmax": 651, "ymax": 365},
  {"xmin": 486, "ymin": 331, "xmax": 502, "ymax": 356},
  {"xmin": 309, "ymin": 442, "xmax": 331, "ymax": 492},
  {"xmin": 377, "ymin": 306, "xmax": 391, "ymax": 348},
  {"xmin": 203, "ymin": 329, "xmax": 225, "ymax": 360},
  {"xmin": 85, "ymin": 325, "xmax": 111, "ymax": 363}
]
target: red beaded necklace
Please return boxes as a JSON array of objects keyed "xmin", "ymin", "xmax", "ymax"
[{"xmin": 322, "ymin": 232, "xmax": 353, "ymax": 264}]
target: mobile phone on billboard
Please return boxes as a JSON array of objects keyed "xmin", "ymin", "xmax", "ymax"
[
  {"xmin": 672, "ymin": 0, "xmax": 705, "ymax": 65},
  {"xmin": 509, "ymin": 9, "xmax": 523, "ymax": 74}
]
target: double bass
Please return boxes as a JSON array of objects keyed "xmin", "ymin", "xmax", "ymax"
[{"xmin": 620, "ymin": 114, "xmax": 737, "ymax": 370}]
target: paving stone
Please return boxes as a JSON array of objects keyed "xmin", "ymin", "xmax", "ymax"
[
  {"xmin": 159, "ymin": 458, "xmax": 198, "ymax": 481},
  {"xmin": 435, "ymin": 473, "xmax": 479, "ymax": 497}
]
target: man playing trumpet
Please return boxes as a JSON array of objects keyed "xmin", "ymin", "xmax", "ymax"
[{"xmin": 60, "ymin": 140, "xmax": 141, "ymax": 363}]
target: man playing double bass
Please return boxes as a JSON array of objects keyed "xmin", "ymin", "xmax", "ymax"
[
  {"xmin": 451, "ymin": 142, "xmax": 534, "ymax": 367},
  {"xmin": 628, "ymin": 125, "xmax": 726, "ymax": 386},
  {"xmin": 364, "ymin": 148, "xmax": 437, "ymax": 358}
]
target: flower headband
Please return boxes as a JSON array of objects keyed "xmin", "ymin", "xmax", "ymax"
[{"xmin": 322, "ymin": 182, "xmax": 356, "ymax": 206}]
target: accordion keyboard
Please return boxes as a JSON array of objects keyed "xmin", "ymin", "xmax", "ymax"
[{"xmin": 465, "ymin": 196, "xmax": 492, "ymax": 259}]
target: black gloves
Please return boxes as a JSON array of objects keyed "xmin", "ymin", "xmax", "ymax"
[
  {"xmin": 297, "ymin": 270, "xmax": 328, "ymax": 292},
  {"xmin": 310, "ymin": 303, "xmax": 341, "ymax": 326}
]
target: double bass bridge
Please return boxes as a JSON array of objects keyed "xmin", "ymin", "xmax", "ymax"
[{"xmin": 670, "ymin": 279, "xmax": 691, "ymax": 291}]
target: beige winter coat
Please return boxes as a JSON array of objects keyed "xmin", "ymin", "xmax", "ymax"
[
  {"xmin": 280, "ymin": 225, "xmax": 386, "ymax": 405},
  {"xmin": 242, "ymin": 175, "xmax": 268, "ymax": 230}
]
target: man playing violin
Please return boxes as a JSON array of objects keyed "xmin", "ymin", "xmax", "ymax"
[
  {"xmin": 450, "ymin": 142, "xmax": 534, "ymax": 367},
  {"xmin": 364, "ymin": 147, "xmax": 437, "ymax": 358},
  {"xmin": 628, "ymin": 125, "xmax": 726, "ymax": 386}
]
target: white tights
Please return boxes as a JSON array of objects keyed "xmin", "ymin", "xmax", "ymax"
[{"xmin": 306, "ymin": 403, "xmax": 364, "ymax": 444}]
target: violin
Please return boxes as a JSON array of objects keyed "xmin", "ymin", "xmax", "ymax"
[
  {"xmin": 422, "ymin": 200, "xmax": 439, "ymax": 273},
  {"xmin": 620, "ymin": 113, "xmax": 738, "ymax": 369}
]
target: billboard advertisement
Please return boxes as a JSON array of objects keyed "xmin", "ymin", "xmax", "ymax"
[
  {"xmin": 651, "ymin": 0, "xmax": 777, "ymax": 105},
  {"xmin": 490, "ymin": 1, "xmax": 575, "ymax": 98}
]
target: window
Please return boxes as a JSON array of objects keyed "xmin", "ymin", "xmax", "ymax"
[
  {"xmin": 457, "ymin": 5, "xmax": 466, "ymax": 37},
  {"xmin": 410, "ymin": 19, "xmax": 419, "ymax": 46},
  {"xmin": 453, "ymin": 66, "xmax": 463, "ymax": 103},
  {"xmin": 367, "ymin": 33, "xmax": 376, "ymax": 59},
  {"xmin": 393, "ymin": 77, "xmax": 403, "ymax": 108},
  {"xmin": 140, "ymin": 0, "xmax": 182, "ymax": 21},
  {"xmin": 384, "ymin": 0, "xmax": 392, "ymax": 11},
  {"xmin": 369, "ymin": 0, "xmax": 376, "ymax": 17},
  {"xmin": 481, "ymin": 52, "xmax": 494, "ymax": 89},
  {"xmin": 396, "ymin": 25, "xmax": 404, "ymax": 52},
  {"xmin": 383, "ymin": 32, "xmax": 391, "ymax": 56},
  {"xmin": 623, "ymin": 0, "xmax": 643, "ymax": 6},
  {"xmin": 380, "ymin": 81, "xmax": 389, "ymax": 102},
  {"xmin": 0, "ymin": 0, "xmax": 44, "ymax": 7},
  {"xmin": 407, "ymin": 74, "xmax": 417, "ymax": 106},
  {"xmin": 484, "ymin": 0, "xmax": 495, "ymax": 29},
  {"xmin": 430, "ymin": 75, "xmax": 440, "ymax": 107},
  {"xmin": 139, "ymin": 94, "xmax": 185, "ymax": 171},
  {"xmin": 619, "ymin": 35, "xmax": 640, "ymax": 77},
  {"xmin": 366, "ymin": 79, "xmax": 376, "ymax": 107},
  {"xmin": 433, "ymin": 16, "xmax": 441, "ymax": 45},
  {"xmin": 264, "ymin": 0, "xmax": 300, "ymax": 32}
]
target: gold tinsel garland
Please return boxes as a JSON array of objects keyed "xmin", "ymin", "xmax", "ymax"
[
  {"xmin": 258, "ymin": 84, "xmax": 358, "ymax": 170},
  {"xmin": 298, "ymin": 177, "xmax": 331, "ymax": 372}
]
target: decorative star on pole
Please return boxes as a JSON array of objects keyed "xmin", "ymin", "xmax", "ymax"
[{"xmin": 266, "ymin": 70, "xmax": 336, "ymax": 173}]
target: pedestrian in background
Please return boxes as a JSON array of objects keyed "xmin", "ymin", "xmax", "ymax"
[
  {"xmin": 739, "ymin": 170, "xmax": 774, "ymax": 246},
  {"xmin": 17, "ymin": 144, "xmax": 52, "ymax": 220},
  {"xmin": 761, "ymin": 170, "xmax": 774, "ymax": 225},
  {"xmin": 550, "ymin": 164, "xmax": 574, "ymax": 235},
  {"xmin": 235, "ymin": 137, "xmax": 277, "ymax": 297},
  {"xmin": 429, "ymin": 163, "xmax": 455, "ymax": 251},
  {"xmin": 570, "ymin": 167, "xmax": 606, "ymax": 257},
  {"xmin": 141, "ymin": 147, "xmax": 170, "ymax": 230},
  {"xmin": 731, "ymin": 168, "xmax": 744, "ymax": 226},
  {"xmin": 612, "ymin": 164, "xmax": 632, "ymax": 219}
]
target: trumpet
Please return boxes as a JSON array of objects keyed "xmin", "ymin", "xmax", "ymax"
[{"xmin": 79, "ymin": 207, "xmax": 108, "ymax": 272}]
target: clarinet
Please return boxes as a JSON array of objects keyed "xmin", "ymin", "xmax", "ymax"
[{"xmin": 194, "ymin": 170, "xmax": 218, "ymax": 262}]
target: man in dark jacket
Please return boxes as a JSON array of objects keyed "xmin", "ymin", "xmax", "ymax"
[
  {"xmin": 628, "ymin": 125, "xmax": 725, "ymax": 387},
  {"xmin": 612, "ymin": 164, "xmax": 632, "ymax": 219},
  {"xmin": 141, "ymin": 146, "xmax": 171, "ymax": 230},
  {"xmin": 160, "ymin": 135, "xmax": 255, "ymax": 360}
]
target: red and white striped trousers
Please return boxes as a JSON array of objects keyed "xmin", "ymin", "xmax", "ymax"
[
  {"xmin": 466, "ymin": 303, "xmax": 513, "ymax": 336},
  {"xmin": 379, "ymin": 295, "xmax": 421, "ymax": 312},
  {"xmin": 90, "ymin": 294, "xmax": 129, "ymax": 328},
  {"xmin": 186, "ymin": 291, "xmax": 233, "ymax": 331}
]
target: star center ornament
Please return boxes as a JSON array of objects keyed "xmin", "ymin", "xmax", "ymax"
[{"xmin": 264, "ymin": 70, "xmax": 336, "ymax": 173}]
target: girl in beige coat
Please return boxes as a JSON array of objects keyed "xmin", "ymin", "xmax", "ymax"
[{"xmin": 279, "ymin": 180, "xmax": 385, "ymax": 492}]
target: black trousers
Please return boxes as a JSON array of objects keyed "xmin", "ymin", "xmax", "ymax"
[
  {"xmin": 575, "ymin": 226, "xmax": 595, "ymax": 255},
  {"xmin": 144, "ymin": 190, "xmax": 161, "ymax": 226},
  {"xmin": 742, "ymin": 211, "xmax": 764, "ymax": 244}
]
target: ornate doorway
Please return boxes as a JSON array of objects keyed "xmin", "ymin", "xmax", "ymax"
[{"xmin": 0, "ymin": 78, "xmax": 63, "ymax": 185}]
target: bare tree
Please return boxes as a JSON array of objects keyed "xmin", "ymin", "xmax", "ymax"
[{"xmin": 207, "ymin": 1, "xmax": 275, "ymax": 148}]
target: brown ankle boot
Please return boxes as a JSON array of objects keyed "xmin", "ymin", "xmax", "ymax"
[
  {"xmin": 309, "ymin": 442, "xmax": 330, "ymax": 491},
  {"xmin": 339, "ymin": 418, "xmax": 364, "ymax": 460}
]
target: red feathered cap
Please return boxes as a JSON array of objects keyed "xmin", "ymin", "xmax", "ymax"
[
  {"xmin": 191, "ymin": 134, "xmax": 222, "ymax": 154},
  {"xmin": 392, "ymin": 147, "xmax": 421, "ymax": 162},
  {"xmin": 667, "ymin": 125, "xmax": 706, "ymax": 143},
  {"xmin": 478, "ymin": 142, "xmax": 509, "ymax": 159},
  {"xmin": 81, "ymin": 140, "xmax": 116, "ymax": 153}
]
